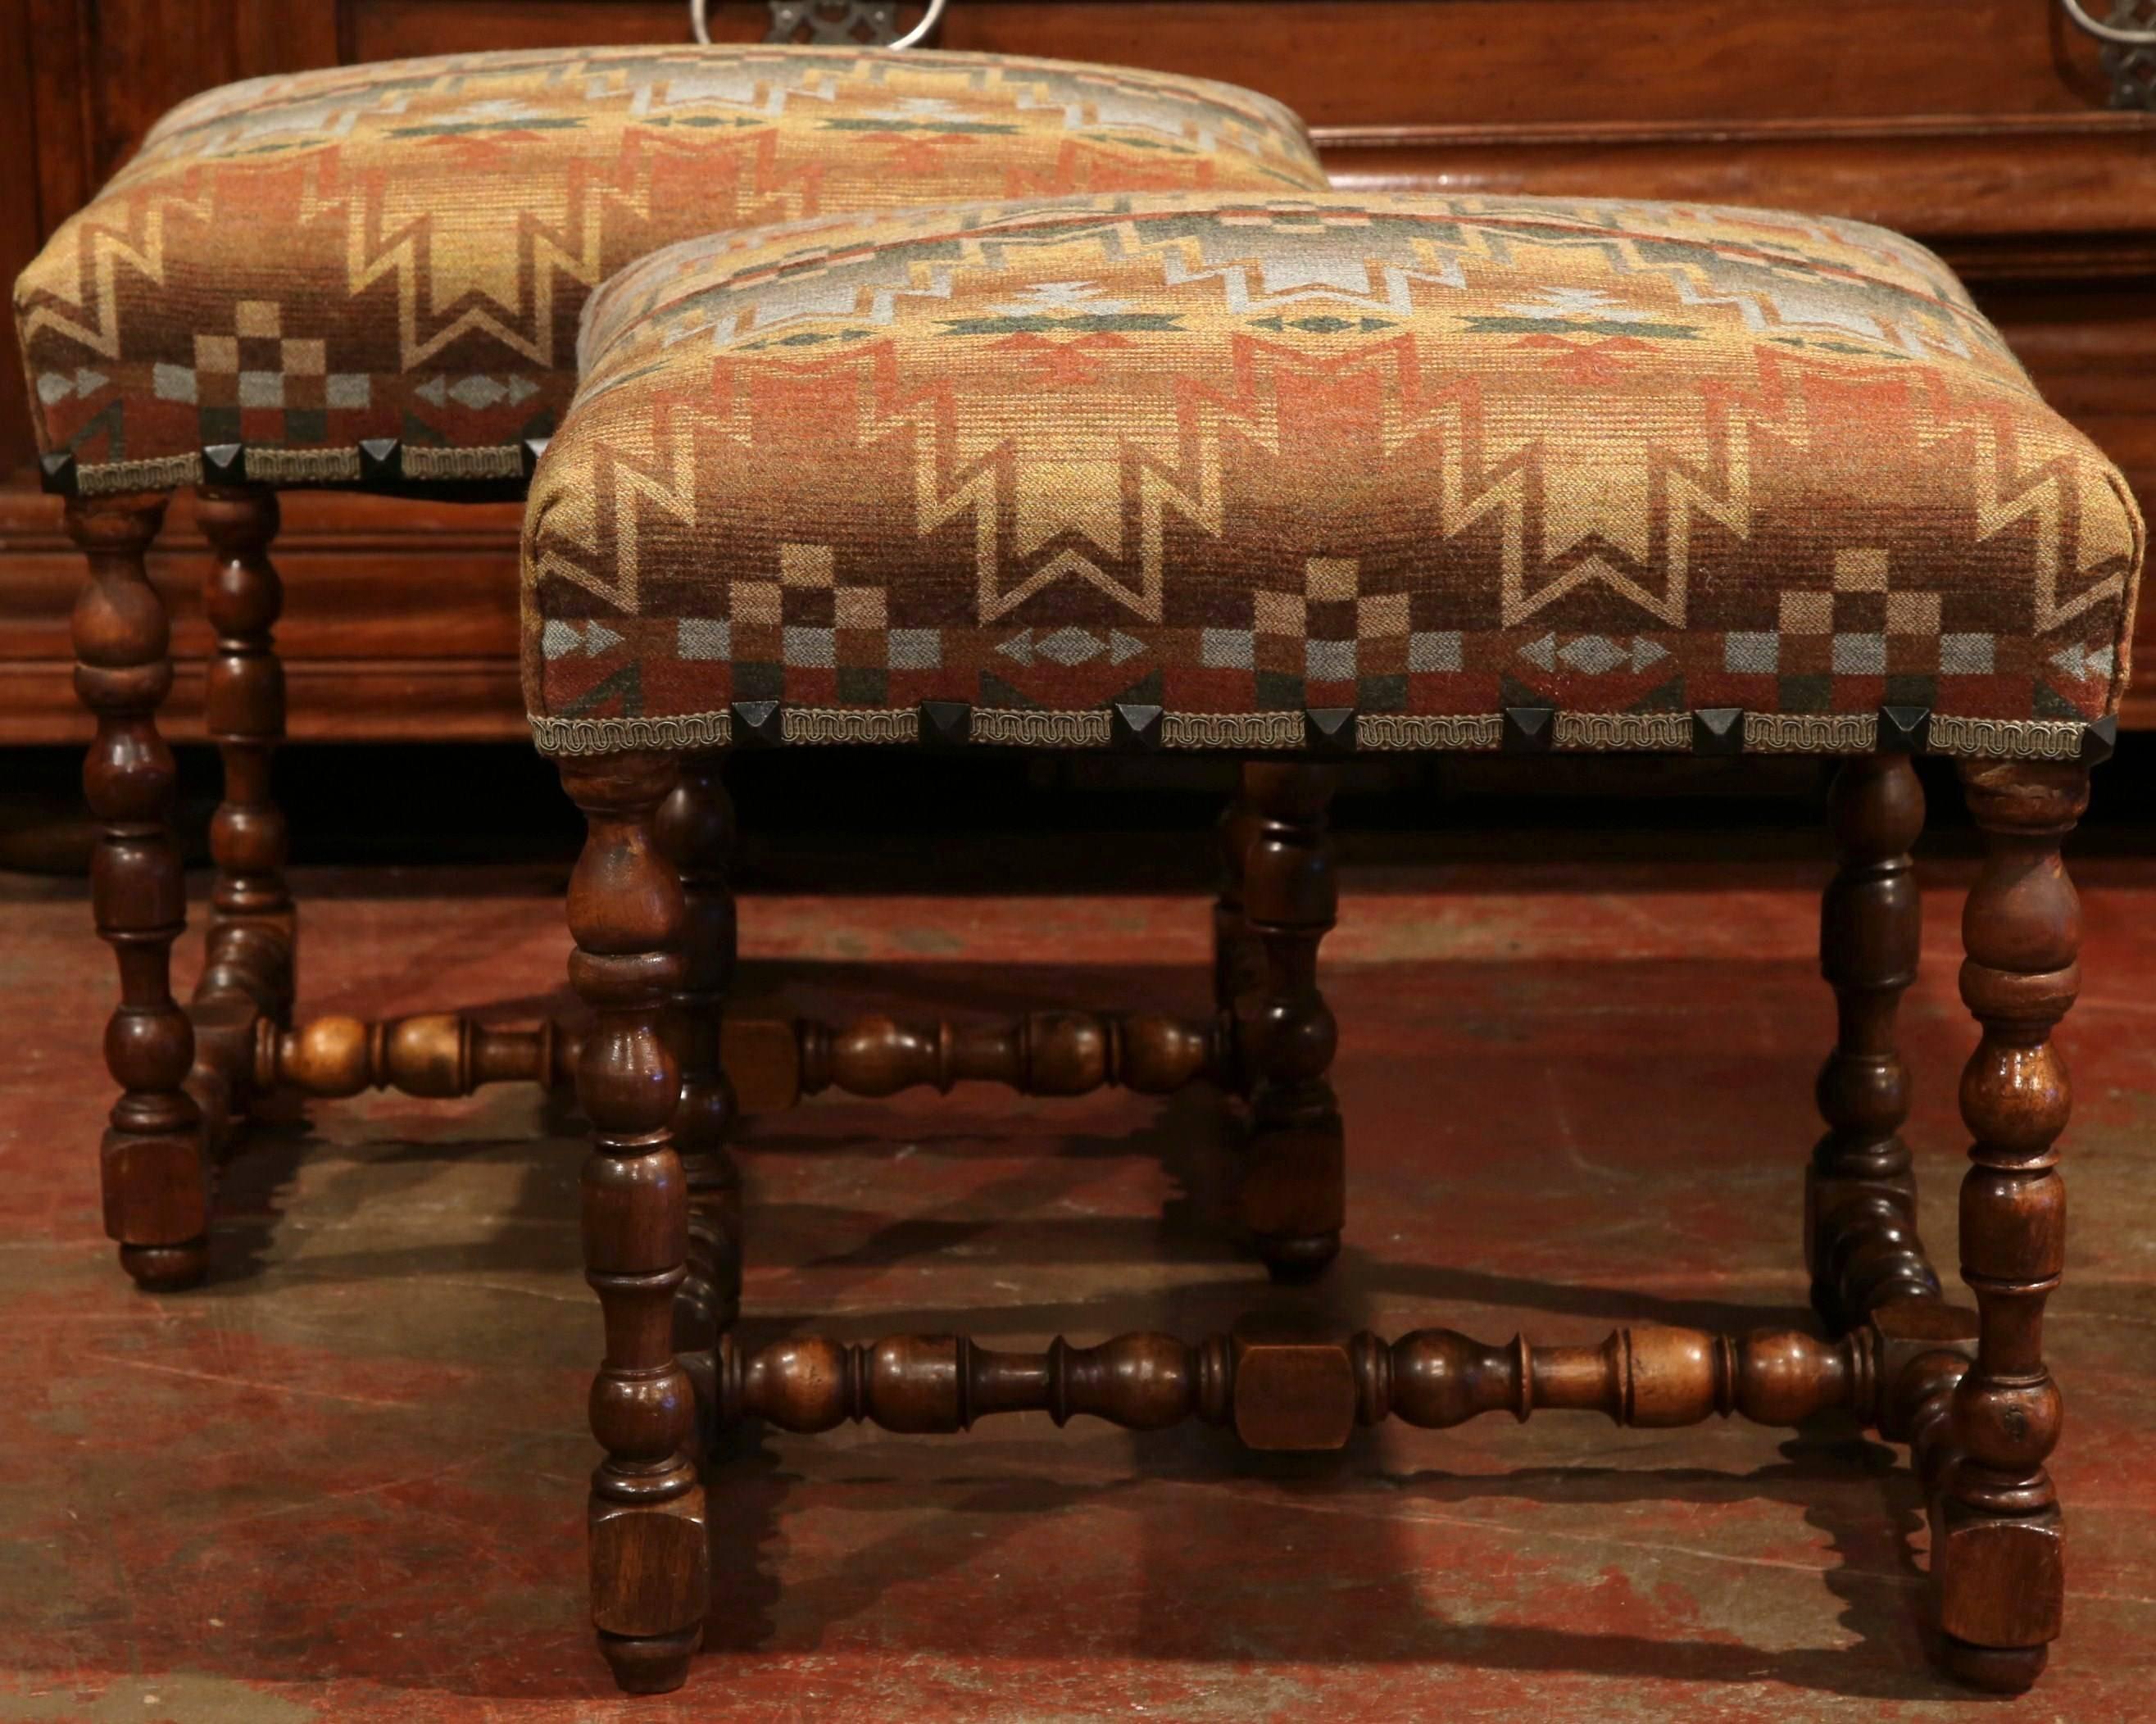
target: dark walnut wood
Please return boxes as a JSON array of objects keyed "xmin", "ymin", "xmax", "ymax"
[
  {"xmin": 1213, "ymin": 769, "xmax": 1266, "ymax": 1036},
  {"xmin": 717, "ymin": 1323, "xmax": 1877, "ymax": 1450},
  {"xmin": 656, "ymin": 751, "xmax": 742, "ymax": 1418},
  {"xmin": 238, "ymin": 1005, "xmax": 1226, "ymax": 1112},
  {"xmin": 1234, "ymin": 764, "xmax": 1345, "ymax": 1282},
  {"xmin": 184, "ymin": 484, "xmax": 297, "ymax": 1149},
  {"xmin": 67, "ymin": 491, "xmax": 207, "ymax": 1292},
  {"xmin": 1809, "ymin": 755, "xmax": 1944, "ymax": 1332},
  {"xmin": 561, "ymin": 750, "xmax": 707, "ymax": 1698},
  {"xmin": 252, "ymin": 1013, "xmax": 576, "ymax": 1099},
  {"xmin": 783, "ymin": 1009, "xmax": 1226, "ymax": 1106},
  {"xmin": 1934, "ymin": 760, "xmax": 2087, "ymax": 1694},
  {"xmin": 193, "ymin": 483, "xmax": 294, "ymax": 1023}
]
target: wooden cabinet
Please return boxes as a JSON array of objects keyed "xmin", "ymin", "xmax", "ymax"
[{"xmin": 7, "ymin": 0, "xmax": 2154, "ymax": 739}]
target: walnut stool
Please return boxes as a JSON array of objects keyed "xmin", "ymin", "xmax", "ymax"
[
  {"xmin": 524, "ymin": 190, "xmax": 2144, "ymax": 1695},
  {"xmin": 17, "ymin": 45, "xmax": 1329, "ymax": 1291}
]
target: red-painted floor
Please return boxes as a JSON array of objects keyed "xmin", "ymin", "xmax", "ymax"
[{"xmin": 4, "ymin": 851, "xmax": 2154, "ymax": 1721}]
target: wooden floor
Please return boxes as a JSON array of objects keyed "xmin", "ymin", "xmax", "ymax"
[{"xmin": 4, "ymin": 840, "xmax": 2155, "ymax": 1721}]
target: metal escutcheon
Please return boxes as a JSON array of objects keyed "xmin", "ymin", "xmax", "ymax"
[
  {"xmin": 691, "ymin": 0, "xmax": 951, "ymax": 49},
  {"xmin": 2058, "ymin": 0, "xmax": 2156, "ymax": 108}
]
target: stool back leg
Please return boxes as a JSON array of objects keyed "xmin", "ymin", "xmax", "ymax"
[
  {"xmin": 194, "ymin": 484, "xmax": 295, "ymax": 1028},
  {"xmin": 1809, "ymin": 754, "xmax": 1943, "ymax": 1331},
  {"xmin": 656, "ymin": 751, "xmax": 742, "ymax": 1442},
  {"xmin": 1936, "ymin": 758, "xmax": 2087, "ymax": 1691},
  {"xmin": 1237, "ymin": 762, "xmax": 1343, "ymax": 1281},
  {"xmin": 67, "ymin": 492, "xmax": 208, "ymax": 1292},
  {"xmin": 561, "ymin": 751, "xmax": 709, "ymax": 1695},
  {"xmin": 1212, "ymin": 768, "xmax": 1265, "ymax": 1026}
]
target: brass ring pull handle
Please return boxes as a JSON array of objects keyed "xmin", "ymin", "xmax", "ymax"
[
  {"xmin": 692, "ymin": 0, "xmax": 951, "ymax": 48},
  {"xmin": 2059, "ymin": 0, "xmax": 2156, "ymax": 45}
]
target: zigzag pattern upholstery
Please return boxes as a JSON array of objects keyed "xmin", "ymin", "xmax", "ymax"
[
  {"xmin": 524, "ymin": 192, "xmax": 2145, "ymax": 761},
  {"xmin": 12, "ymin": 46, "xmax": 1327, "ymax": 497}
]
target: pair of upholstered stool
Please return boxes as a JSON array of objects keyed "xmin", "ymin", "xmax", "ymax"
[{"xmin": 21, "ymin": 45, "xmax": 2144, "ymax": 1699}]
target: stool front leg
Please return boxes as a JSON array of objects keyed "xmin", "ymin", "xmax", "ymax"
[
  {"xmin": 561, "ymin": 751, "xmax": 708, "ymax": 1696},
  {"xmin": 656, "ymin": 752, "xmax": 742, "ymax": 1439},
  {"xmin": 1936, "ymin": 758, "xmax": 2087, "ymax": 1692},
  {"xmin": 1237, "ymin": 763, "xmax": 1343, "ymax": 1281},
  {"xmin": 1809, "ymin": 754, "xmax": 1943, "ymax": 1331},
  {"xmin": 193, "ymin": 484, "xmax": 295, "ymax": 1026},
  {"xmin": 68, "ymin": 492, "xmax": 208, "ymax": 1292}
]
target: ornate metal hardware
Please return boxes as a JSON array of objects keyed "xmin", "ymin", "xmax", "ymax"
[
  {"xmin": 2059, "ymin": 0, "xmax": 2156, "ymax": 109},
  {"xmin": 691, "ymin": 0, "xmax": 949, "ymax": 49}
]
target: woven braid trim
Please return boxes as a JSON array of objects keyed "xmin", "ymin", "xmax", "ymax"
[
  {"xmin": 402, "ymin": 445, "xmax": 524, "ymax": 482},
  {"xmin": 782, "ymin": 706, "xmax": 919, "ymax": 745},
  {"xmin": 1744, "ymin": 714, "xmax": 1879, "ymax": 753},
  {"xmin": 66, "ymin": 441, "xmax": 524, "ymax": 494},
  {"xmin": 972, "ymin": 708, "xmax": 1113, "ymax": 748},
  {"xmin": 76, "ymin": 452, "xmax": 202, "ymax": 496},
  {"xmin": 1355, "ymin": 714, "xmax": 1504, "ymax": 751},
  {"xmin": 1162, "ymin": 711, "xmax": 1302, "ymax": 750},
  {"xmin": 529, "ymin": 712, "xmax": 732, "ymax": 755},
  {"xmin": 525, "ymin": 706, "xmax": 2099, "ymax": 760},
  {"xmin": 247, "ymin": 447, "xmax": 364, "ymax": 484},
  {"xmin": 1927, "ymin": 715, "xmax": 2086, "ymax": 760},
  {"xmin": 1553, "ymin": 711, "xmax": 1691, "ymax": 751}
]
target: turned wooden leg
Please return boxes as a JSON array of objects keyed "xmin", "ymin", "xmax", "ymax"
[
  {"xmin": 1213, "ymin": 768, "xmax": 1265, "ymax": 1026},
  {"xmin": 1936, "ymin": 759, "xmax": 2087, "ymax": 1692},
  {"xmin": 655, "ymin": 752, "xmax": 742, "ymax": 1434},
  {"xmin": 1237, "ymin": 762, "xmax": 1343, "ymax": 1282},
  {"xmin": 1809, "ymin": 755, "xmax": 1943, "ymax": 1332},
  {"xmin": 561, "ymin": 751, "xmax": 708, "ymax": 1695},
  {"xmin": 193, "ymin": 484, "xmax": 294, "ymax": 1026},
  {"xmin": 68, "ymin": 492, "xmax": 207, "ymax": 1293}
]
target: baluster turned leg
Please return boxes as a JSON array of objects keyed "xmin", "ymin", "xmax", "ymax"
[
  {"xmin": 1936, "ymin": 759, "xmax": 2088, "ymax": 1692},
  {"xmin": 68, "ymin": 492, "xmax": 207, "ymax": 1292},
  {"xmin": 1239, "ymin": 763, "xmax": 1343, "ymax": 1281},
  {"xmin": 193, "ymin": 485, "xmax": 294, "ymax": 1023},
  {"xmin": 561, "ymin": 752, "xmax": 708, "ymax": 1695},
  {"xmin": 655, "ymin": 753, "xmax": 742, "ymax": 1422},
  {"xmin": 1213, "ymin": 767, "xmax": 1265, "ymax": 1023},
  {"xmin": 1809, "ymin": 755, "xmax": 1942, "ymax": 1331}
]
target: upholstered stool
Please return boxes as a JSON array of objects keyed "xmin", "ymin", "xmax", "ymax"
[
  {"xmin": 525, "ymin": 190, "xmax": 2143, "ymax": 1694},
  {"xmin": 15, "ymin": 46, "xmax": 1328, "ymax": 1291}
]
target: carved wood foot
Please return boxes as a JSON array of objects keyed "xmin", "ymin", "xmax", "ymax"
[
  {"xmin": 597, "ymin": 1626, "xmax": 701, "ymax": 1696},
  {"xmin": 1883, "ymin": 1327, "xmax": 2052, "ymax": 1689},
  {"xmin": 115, "ymin": 1241, "xmax": 210, "ymax": 1293}
]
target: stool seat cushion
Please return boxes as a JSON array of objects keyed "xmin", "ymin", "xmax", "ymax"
[
  {"xmin": 13, "ymin": 47, "xmax": 1325, "ymax": 498},
  {"xmin": 523, "ymin": 192, "xmax": 2143, "ymax": 762}
]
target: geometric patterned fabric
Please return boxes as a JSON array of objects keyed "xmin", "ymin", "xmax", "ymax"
[
  {"xmin": 13, "ymin": 47, "xmax": 1326, "ymax": 497},
  {"xmin": 524, "ymin": 192, "xmax": 2144, "ymax": 760}
]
